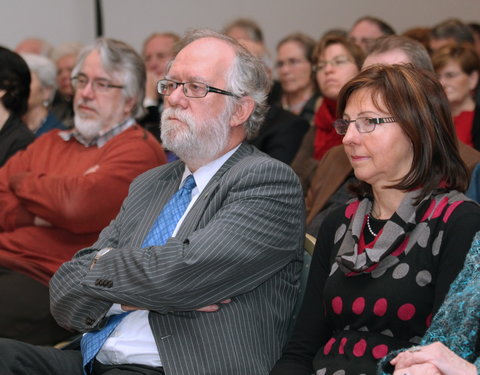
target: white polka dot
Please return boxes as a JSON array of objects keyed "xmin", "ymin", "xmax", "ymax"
[
  {"xmin": 416, "ymin": 270, "xmax": 432, "ymax": 287},
  {"xmin": 316, "ymin": 369, "xmax": 327, "ymax": 375},
  {"xmin": 334, "ymin": 224, "xmax": 347, "ymax": 244},
  {"xmin": 392, "ymin": 263, "xmax": 409, "ymax": 279},
  {"xmin": 333, "ymin": 370, "xmax": 346, "ymax": 375},
  {"xmin": 381, "ymin": 329, "xmax": 393, "ymax": 337},
  {"xmin": 417, "ymin": 224, "xmax": 430, "ymax": 248},
  {"xmin": 409, "ymin": 336, "xmax": 422, "ymax": 344},
  {"xmin": 358, "ymin": 326, "xmax": 369, "ymax": 331},
  {"xmin": 432, "ymin": 231, "xmax": 443, "ymax": 256}
]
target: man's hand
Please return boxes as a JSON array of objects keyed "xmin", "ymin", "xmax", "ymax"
[{"xmin": 196, "ymin": 299, "xmax": 232, "ymax": 312}]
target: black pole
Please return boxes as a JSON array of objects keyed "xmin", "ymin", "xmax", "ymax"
[{"xmin": 95, "ymin": 0, "xmax": 103, "ymax": 37}]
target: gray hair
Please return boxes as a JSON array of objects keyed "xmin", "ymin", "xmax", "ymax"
[
  {"xmin": 174, "ymin": 29, "xmax": 271, "ymax": 139},
  {"xmin": 51, "ymin": 41, "xmax": 84, "ymax": 62},
  {"xmin": 72, "ymin": 38, "xmax": 146, "ymax": 118},
  {"xmin": 21, "ymin": 53, "xmax": 57, "ymax": 102}
]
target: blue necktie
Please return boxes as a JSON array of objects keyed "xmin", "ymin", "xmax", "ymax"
[{"xmin": 80, "ymin": 175, "xmax": 196, "ymax": 374}]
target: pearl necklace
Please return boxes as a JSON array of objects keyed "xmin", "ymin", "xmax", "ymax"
[{"xmin": 366, "ymin": 214, "xmax": 378, "ymax": 237}]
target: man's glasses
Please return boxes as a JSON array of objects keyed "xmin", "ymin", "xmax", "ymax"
[
  {"xmin": 71, "ymin": 74, "xmax": 124, "ymax": 93},
  {"xmin": 333, "ymin": 117, "xmax": 397, "ymax": 135},
  {"xmin": 157, "ymin": 79, "xmax": 237, "ymax": 98},
  {"xmin": 313, "ymin": 56, "xmax": 352, "ymax": 72}
]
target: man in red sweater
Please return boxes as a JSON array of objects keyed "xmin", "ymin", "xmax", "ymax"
[{"xmin": 0, "ymin": 38, "xmax": 166, "ymax": 345}]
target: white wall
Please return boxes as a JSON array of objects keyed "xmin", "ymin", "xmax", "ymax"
[{"xmin": 1, "ymin": 0, "xmax": 479, "ymax": 56}]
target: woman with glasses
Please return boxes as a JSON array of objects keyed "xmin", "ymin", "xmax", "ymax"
[
  {"xmin": 432, "ymin": 43, "xmax": 480, "ymax": 150},
  {"xmin": 274, "ymin": 32, "xmax": 319, "ymax": 123},
  {"xmin": 312, "ymin": 35, "xmax": 364, "ymax": 160},
  {"xmin": 270, "ymin": 64, "xmax": 480, "ymax": 375}
]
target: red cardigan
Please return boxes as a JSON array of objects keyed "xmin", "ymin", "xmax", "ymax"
[{"xmin": 0, "ymin": 125, "xmax": 166, "ymax": 285}]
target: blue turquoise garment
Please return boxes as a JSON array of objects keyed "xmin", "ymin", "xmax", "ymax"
[
  {"xmin": 35, "ymin": 112, "xmax": 66, "ymax": 138},
  {"xmin": 378, "ymin": 232, "xmax": 480, "ymax": 374}
]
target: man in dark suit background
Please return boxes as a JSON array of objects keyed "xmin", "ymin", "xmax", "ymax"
[{"xmin": 0, "ymin": 29, "xmax": 305, "ymax": 375}]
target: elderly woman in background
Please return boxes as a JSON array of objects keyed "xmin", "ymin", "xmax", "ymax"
[
  {"xmin": 21, "ymin": 53, "xmax": 66, "ymax": 137},
  {"xmin": 274, "ymin": 32, "xmax": 320, "ymax": 123},
  {"xmin": 379, "ymin": 231, "xmax": 480, "ymax": 375},
  {"xmin": 0, "ymin": 47, "xmax": 35, "ymax": 167},
  {"xmin": 432, "ymin": 43, "xmax": 480, "ymax": 149},
  {"xmin": 312, "ymin": 35, "xmax": 364, "ymax": 160},
  {"xmin": 50, "ymin": 42, "xmax": 83, "ymax": 128},
  {"xmin": 270, "ymin": 65, "xmax": 480, "ymax": 375}
]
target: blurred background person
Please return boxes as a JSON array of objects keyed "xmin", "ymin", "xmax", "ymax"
[
  {"xmin": 21, "ymin": 53, "xmax": 66, "ymax": 137},
  {"xmin": 468, "ymin": 22, "xmax": 480, "ymax": 58},
  {"xmin": 432, "ymin": 43, "xmax": 479, "ymax": 149},
  {"xmin": 429, "ymin": 18, "xmax": 475, "ymax": 52},
  {"xmin": 273, "ymin": 32, "xmax": 320, "ymax": 123},
  {"xmin": 0, "ymin": 47, "xmax": 35, "ymax": 167},
  {"xmin": 401, "ymin": 26, "xmax": 431, "ymax": 51},
  {"xmin": 15, "ymin": 37, "xmax": 53, "ymax": 57},
  {"xmin": 223, "ymin": 17, "xmax": 264, "ymax": 43},
  {"xmin": 138, "ymin": 32, "xmax": 179, "ymax": 145},
  {"xmin": 50, "ymin": 42, "xmax": 83, "ymax": 129},
  {"xmin": 348, "ymin": 15, "xmax": 396, "ymax": 53},
  {"xmin": 271, "ymin": 64, "xmax": 480, "ymax": 375}
]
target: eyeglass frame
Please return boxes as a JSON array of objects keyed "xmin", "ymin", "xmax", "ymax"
[
  {"xmin": 333, "ymin": 117, "xmax": 397, "ymax": 135},
  {"xmin": 313, "ymin": 55, "xmax": 353, "ymax": 73},
  {"xmin": 157, "ymin": 78, "xmax": 238, "ymax": 98},
  {"xmin": 71, "ymin": 74, "xmax": 124, "ymax": 93},
  {"xmin": 275, "ymin": 57, "xmax": 309, "ymax": 70}
]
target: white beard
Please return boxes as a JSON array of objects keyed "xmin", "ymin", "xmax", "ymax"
[
  {"xmin": 74, "ymin": 114, "xmax": 104, "ymax": 140},
  {"xmin": 161, "ymin": 105, "xmax": 231, "ymax": 165}
]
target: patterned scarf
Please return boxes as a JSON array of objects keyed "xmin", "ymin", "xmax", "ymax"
[{"xmin": 335, "ymin": 189, "xmax": 467, "ymax": 276}]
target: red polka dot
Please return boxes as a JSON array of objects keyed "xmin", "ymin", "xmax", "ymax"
[
  {"xmin": 373, "ymin": 298, "xmax": 388, "ymax": 316},
  {"xmin": 345, "ymin": 201, "xmax": 360, "ymax": 219},
  {"xmin": 323, "ymin": 338, "xmax": 336, "ymax": 355},
  {"xmin": 443, "ymin": 201, "xmax": 463, "ymax": 222},
  {"xmin": 397, "ymin": 303, "xmax": 416, "ymax": 321},
  {"xmin": 353, "ymin": 339, "xmax": 367, "ymax": 357},
  {"xmin": 372, "ymin": 344, "xmax": 389, "ymax": 359},
  {"xmin": 426, "ymin": 313, "xmax": 432, "ymax": 327},
  {"xmin": 339, "ymin": 337, "xmax": 347, "ymax": 354},
  {"xmin": 332, "ymin": 296, "xmax": 343, "ymax": 315},
  {"xmin": 352, "ymin": 297, "xmax": 365, "ymax": 315}
]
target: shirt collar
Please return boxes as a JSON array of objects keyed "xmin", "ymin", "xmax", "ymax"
[
  {"xmin": 58, "ymin": 117, "xmax": 135, "ymax": 148},
  {"xmin": 181, "ymin": 145, "xmax": 241, "ymax": 194}
]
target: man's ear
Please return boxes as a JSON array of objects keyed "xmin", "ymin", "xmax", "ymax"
[
  {"xmin": 124, "ymin": 97, "xmax": 136, "ymax": 116},
  {"xmin": 229, "ymin": 96, "xmax": 255, "ymax": 128}
]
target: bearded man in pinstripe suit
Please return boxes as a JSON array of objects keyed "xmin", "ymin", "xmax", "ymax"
[{"xmin": 0, "ymin": 29, "xmax": 305, "ymax": 375}]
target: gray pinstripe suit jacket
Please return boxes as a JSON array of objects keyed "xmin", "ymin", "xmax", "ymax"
[{"xmin": 50, "ymin": 143, "xmax": 305, "ymax": 375}]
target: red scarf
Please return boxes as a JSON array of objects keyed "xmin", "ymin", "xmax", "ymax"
[{"xmin": 313, "ymin": 98, "xmax": 343, "ymax": 160}]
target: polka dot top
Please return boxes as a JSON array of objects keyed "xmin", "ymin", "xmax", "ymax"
[{"xmin": 270, "ymin": 197, "xmax": 480, "ymax": 375}]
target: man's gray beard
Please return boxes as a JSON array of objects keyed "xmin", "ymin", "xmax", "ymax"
[
  {"xmin": 161, "ymin": 106, "xmax": 231, "ymax": 165},
  {"xmin": 74, "ymin": 114, "xmax": 104, "ymax": 140}
]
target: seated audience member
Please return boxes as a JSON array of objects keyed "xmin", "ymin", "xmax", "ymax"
[
  {"xmin": 273, "ymin": 32, "xmax": 320, "ymax": 123},
  {"xmin": 271, "ymin": 64, "xmax": 480, "ymax": 375},
  {"xmin": 138, "ymin": 32, "xmax": 180, "ymax": 144},
  {"xmin": 0, "ymin": 38, "xmax": 166, "ymax": 345},
  {"xmin": 429, "ymin": 18, "xmax": 475, "ymax": 52},
  {"xmin": 0, "ymin": 29, "xmax": 304, "ymax": 375},
  {"xmin": 223, "ymin": 17, "xmax": 264, "ymax": 43},
  {"xmin": 306, "ymin": 35, "xmax": 480, "ymax": 235},
  {"xmin": 402, "ymin": 26, "xmax": 431, "ymax": 51},
  {"xmin": 50, "ymin": 42, "xmax": 84, "ymax": 128},
  {"xmin": 21, "ymin": 53, "xmax": 66, "ymax": 137},
  {"xmin": 469, "ymin": 22, "xmax": 480, "ymax": 57},
  {"xmin": 0, "ymin": 47, "xmax": 35, "ymax": 167},
  {"xmin": 379, "ymin": 231, "xmax": 480, "ymax": 374},
  {"xmin": 432, "ymin": 43, "xmax": 480, "ymax": 149},
  {"xmin": 291, "ymin": 36, "xmax": 364, "ymax": 193},
  {"xmin": 15, "ymin": 37, "xmax": 53, "ymax": 57},
  {"xmin": 241, "ymin": 39, "xmax": 309, "ymax": 164},
  {"xmin": 348, "ymin": 15, "xmax": 396, "ymax": 53}
]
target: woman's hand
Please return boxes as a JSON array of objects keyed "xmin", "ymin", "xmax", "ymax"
[{"xmin": 391, "ymin": 342, "xmax": 477, "ymax": 375}]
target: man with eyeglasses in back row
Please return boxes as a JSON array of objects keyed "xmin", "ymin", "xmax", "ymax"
[
  {"xmin": 0, "ymin": 38, "xmax": 166, "ymax": 346},
  {"xmin": 0, "ymin": 29, "xmax": 304, "ymax": 375}
]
